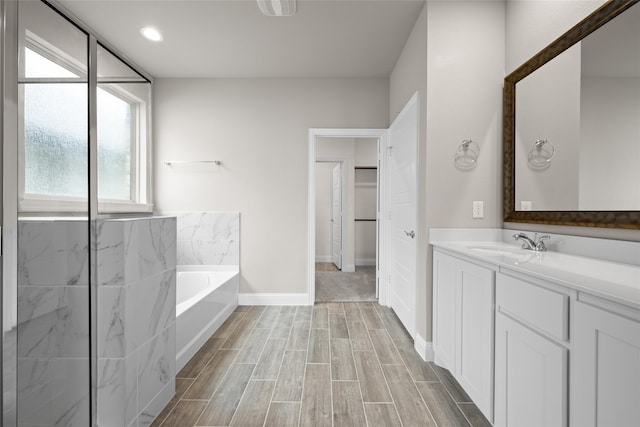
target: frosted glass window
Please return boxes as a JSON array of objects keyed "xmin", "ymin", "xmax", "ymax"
[
  {"xmin": 97, "ymin": 87, "xmax": 133, "ymax": 200},
  {"xmin": 24, "ymin": 83, "xmax": 88, "ymax": 198},
  {"xmin": 19, "ymin": 1, "xmax": 151, "ymax": 212}
]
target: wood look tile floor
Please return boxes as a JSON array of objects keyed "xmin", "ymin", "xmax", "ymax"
[{"xmin": 152, "ymin": 303, "xmax": 491, "ymax": 427}]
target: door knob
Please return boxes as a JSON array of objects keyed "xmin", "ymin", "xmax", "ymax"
[{"xmin": 404, "ymin": 230, "xmax": 415, "ymax": 238}]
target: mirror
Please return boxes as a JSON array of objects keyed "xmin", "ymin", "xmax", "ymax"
[{"xmin": 504, "ymin": 0, "xmax": 640, "ymax": 228}]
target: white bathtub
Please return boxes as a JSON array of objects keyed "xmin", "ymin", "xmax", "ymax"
[{"xmin": 176, "ymin": 265, "xmax": 239, "ymax": 372}]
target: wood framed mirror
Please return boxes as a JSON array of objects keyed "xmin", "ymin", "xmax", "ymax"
[{"xmin": 503, "ymin": 0, "xmax": 640, "ymax": 229}]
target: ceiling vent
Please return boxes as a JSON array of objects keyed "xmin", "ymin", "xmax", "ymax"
[{"xmin": 257, "ymin": 0, "xmax": 296, "ymax": 16}]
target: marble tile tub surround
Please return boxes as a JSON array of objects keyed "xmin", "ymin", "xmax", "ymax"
[
  {"xmin": 96, "ymin": 216, "xmax": 177, "ymax": 427},
  {"xmin": 96, "ymin": 216, "xmax": 177, "ymax": 287},
  {"xmin": 160, "ymin": 211, "xmax": 240, "ymax": 266},
  {"xmin": 430, "ymin": 228, "xmax": 640, "ymax": 266}
]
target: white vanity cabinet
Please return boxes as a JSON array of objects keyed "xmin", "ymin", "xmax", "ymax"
[
  {"xmin": 494, "ymin": 273, "xmax": 569, "ymax": 427},
  {"xmin": 571, "ymin": 297, "xmax": 640, "ymax": 427},
  {"xmin": 433, "ymin": 249, "xmax": 495, "ymax": 422}
]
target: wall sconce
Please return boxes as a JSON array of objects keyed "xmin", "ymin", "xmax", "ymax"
[
  {"xmin": 454, "ymin": 139, "xmax": 479, "ymax": 170},
  {"xmin": 528, "ymin": 139, "xmax": 555, "ymax": 170}
]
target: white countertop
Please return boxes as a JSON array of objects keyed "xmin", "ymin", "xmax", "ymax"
[{"xmin": 431, "ymin": 240, "xmax": 640, "ymax": 310}]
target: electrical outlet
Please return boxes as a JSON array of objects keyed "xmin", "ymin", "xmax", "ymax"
[
  {"xmin": 473, "ymin": 201, "xmax": 484, "ymax": 219},
  {"xmin": 520, "ymin": 201, "xmax": 532, "ymax": 211}
]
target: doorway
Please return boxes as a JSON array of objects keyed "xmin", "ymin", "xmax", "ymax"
[
  {"xmin": 308, "ymin": 130, "xmax": 387, "ymax": 306},
  {"xmin": 308, "ymin": 92, "xmax": 419, "ymax": 338},
  {"xmin": 314, "ymin": 138, "xmax": 379, "ymax": 302}
]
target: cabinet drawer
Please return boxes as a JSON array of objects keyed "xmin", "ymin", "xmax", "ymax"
[{"xmin": 496, "ymin": 273, "xmax": 569, "ymax": 341}]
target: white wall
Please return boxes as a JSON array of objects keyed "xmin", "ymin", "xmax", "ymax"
[
  {"xmin": 426, "ymin": 1, "xmax": 505, "ymax": 229},
  {"xmin": 154, "ymin": 78, "xmax": 389, "ymax": 295},
  {"xmin": 355, "ymin": 138, "xmax": 378, "ymax": 167},
  {"xmin": 505, "ymin": 0, "xmax": 607, "ymax": 74},
  {"xmin": 390, "ymin": 1, "xmax": 505, "ymax": 343}
]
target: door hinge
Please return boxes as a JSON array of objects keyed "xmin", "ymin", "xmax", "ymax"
[{"xmin": 387, "ymin": 146, "xmax": 393, "ymax": 157}]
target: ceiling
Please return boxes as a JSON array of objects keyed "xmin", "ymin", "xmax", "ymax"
[{"xmin": 58, "ymin": 0, "xmax": 425, "ymax": 79}]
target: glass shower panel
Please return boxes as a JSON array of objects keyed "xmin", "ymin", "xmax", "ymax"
[
  {"xmin": 97, "ymin": 44, "xmax": 147, "ymax": 83},
  {"xmin": 16, "ymin": 2, "xmax": 91, "ymax": 426},
  {"xmin": 2, "ymin": 2, "xmax": 18, "ymax": 425},
  {"xmin": 19, "ymin": 0, "xmax": 89, "ymax": 201}
]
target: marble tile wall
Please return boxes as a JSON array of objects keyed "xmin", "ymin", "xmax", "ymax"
[
  {"xmin": 164, "ymin": 212, "xmax": 239, "ymax": 266},
  {"xmin": 96, "ymin": 216, "xmax": 176, "ymax": 427},
  {"xmin": 17, "ymin": 219, "xmax": 91, "ymax": 427},
  {"xmin": 16, "ymin": 216, "xmax": 176, "ymax": 427}
]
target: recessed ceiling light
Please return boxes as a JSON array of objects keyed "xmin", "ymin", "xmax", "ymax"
[{"xmin": 140, "ymin": 27, "xmax": 163, "ymax": 42}]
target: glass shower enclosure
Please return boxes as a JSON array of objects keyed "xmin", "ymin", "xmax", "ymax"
[
  {"xmin": 4, "ymin": 1, "xmax": 94, "ymax": 425},
  {"xmin": 3, "ymin": 1, "xmax": 152, "ymax": 424}
]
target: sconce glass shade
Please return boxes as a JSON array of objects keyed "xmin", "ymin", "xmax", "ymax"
[
  {"xmin": 454, "ymin": 139, "xmax": 479, "ymax": 170},
  {"xmin": 257, "ymin": 0, "xmax": 296, "ymax": 16},
  {"xmin": 528, "ymin": 139, "xmax": 555, "ymax": 169}
]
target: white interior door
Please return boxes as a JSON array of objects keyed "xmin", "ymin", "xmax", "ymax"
[
  {"xmin": 331, "ymin": 164, "xmax": 342, "ymax": 270},
  {"xmin": 386, "ymin": 93, "xmax": 418, "ymax": 338}
]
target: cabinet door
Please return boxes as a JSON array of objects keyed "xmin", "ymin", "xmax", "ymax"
[
  {"xmin": 433, "ymin": 251, "xmax": 456, "ymax": 370},
  {"xmin": 571, "ymin": 302, "xmax": 640, "ymax": 427},
  {"xmin": 495, "ymin": 313, "xmax": 567, "ymax": 427},
  {"xmin": 456, "ymin": 259, "xmax": 494, "ymax": 420}
]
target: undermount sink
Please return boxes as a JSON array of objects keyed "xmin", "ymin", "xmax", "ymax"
[
  {"xmin": 466, "ymin": 244, "xmax": 538, "ymax": 263},
  {"xmin": 467, "ymin": 245, "xmax": 528, "ymax": 256}
]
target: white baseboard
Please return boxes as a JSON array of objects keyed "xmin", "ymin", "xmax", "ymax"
[
  {"xmin": 315, "ymin": 255, "xmax": 331, "ymax": 262},
  {"xmin": 356, "ymin": 258, "xmax": 376, "ymax": 266},
  {"xmin": 414, "ymin": 334, "xmax": 434, "ymax": 362},
  {"xmin": 239, "ymin": 293, "xmax": 310, "ymax": 306}
]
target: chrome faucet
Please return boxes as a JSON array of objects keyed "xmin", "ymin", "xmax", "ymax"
[{"xmin": 513, "ymin": 232, "xmax": 550, "ymax": 251}]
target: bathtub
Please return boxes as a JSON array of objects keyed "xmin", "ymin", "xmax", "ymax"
[{"xmin": 176, "ymin": 265, "xmax": 239, "ymax": 372}]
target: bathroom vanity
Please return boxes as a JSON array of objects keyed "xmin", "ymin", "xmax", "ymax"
[
  {"xmin": 431, "ymin": 230, "xmax": 640, "ymax": 427},
  {"xmin": 477, "ymin": 2, "xmax": 640, "ymax": 424}
]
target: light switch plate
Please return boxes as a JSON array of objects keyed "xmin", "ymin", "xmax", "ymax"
[{"xmin": 473, "ymin": 201, "xmax": 484, "ymax": 218}]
